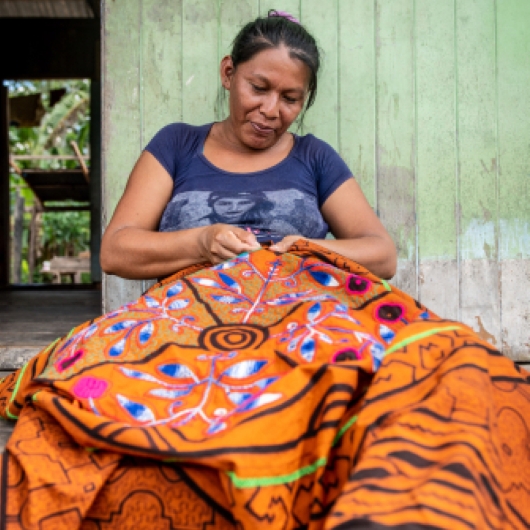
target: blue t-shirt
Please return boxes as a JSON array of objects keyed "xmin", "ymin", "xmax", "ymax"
[{"xmin": 145, "ymin": 123, "xmax": 353, "ymax": 243}]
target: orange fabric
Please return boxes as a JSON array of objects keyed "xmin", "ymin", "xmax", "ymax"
[{"xmin": 0, "ymin": 241, "xmax": 528, "ymax": 529}]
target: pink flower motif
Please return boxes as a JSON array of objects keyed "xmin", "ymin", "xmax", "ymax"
[
  {"xmin": 374, "ymin": 302, "xmax": 406, "ymax": 324},
  {"xmin": 345, "ymin": 274, "xmax": 372, "ymax": 295},
  {"xmin": 72, "ymin": 377, "xmax": 109, "ymax": 399}
]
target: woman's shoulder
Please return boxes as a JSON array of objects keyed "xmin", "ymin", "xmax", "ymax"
[{"xmin": 292, "ymin": 132, "xmax": 342, "ymax": 164}]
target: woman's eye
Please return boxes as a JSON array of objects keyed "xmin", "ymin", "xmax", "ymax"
[
  {"xmin": 284, "ymin": 96, "xmax": 298, "ymax": 104},
  {"xmin": 251, "ymin": 84, "xmax": 266, "ymax": 92}
]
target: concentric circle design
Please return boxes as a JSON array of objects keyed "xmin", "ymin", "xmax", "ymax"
[
  {"xmin": 345, "ymin": 274, "xmax": 372, "ymax": 295},
  {"xmin": 199, "ymin": 324, "xmax": 268, "ymax": 352},
  {"xmin": 375, "ymin": 302, "xmax": 405, "ymax": 323}
]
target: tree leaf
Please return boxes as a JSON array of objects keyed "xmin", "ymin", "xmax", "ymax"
[
  {"xmin": 138, "ymin": 322, "xmax": 154, "ymax": 344},
  {"xmin": 158, "ymin": 363, "xmax": 198, "ymax": 381},
  {"xmin": 168, "ymin": 299, "xmax": 189, "ymax": 310},
  {"xmin": 192, "ymin": 278, "xmax": 222, "ymax": 289},
  {"xmin": 148, "ymin": 388, "xmax": 191, "ymax": 399},
  {"xmin": 308, "ymin": 270, "xmax": 339, "ymax": 287},
  {"xmin": 166, "ymin": 283, "xmax": 183, "ymax": 298},
  {"xmin": 218, "ymin": 273, "xmax": 242, "ymax": 293},
  {"xmin": 300, "ymin": 336, "xmax": 316, "ymax": 362}
]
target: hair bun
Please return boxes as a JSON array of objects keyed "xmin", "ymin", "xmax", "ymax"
[{"xmin": 268, "ymin": 9, "xmax": 300, "ymax": 25}]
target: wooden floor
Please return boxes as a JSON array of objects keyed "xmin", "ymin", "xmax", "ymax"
[{"xmin": 0, "ymin": 288, "xmax": 102, "ymax": 449}]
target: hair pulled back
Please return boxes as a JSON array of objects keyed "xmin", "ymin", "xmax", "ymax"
[{"xmin": 230, "ymin": 10, "xmax": 320, "ymax": 111}]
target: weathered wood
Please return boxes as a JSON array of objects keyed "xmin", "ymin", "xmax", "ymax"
[
  {"xmin": 338, "ymin": 0, "xmax": 376, "ymax": 207},
  {"xmin": 416, "ymin": 2, "xmax": 458, "ymax": 319},
  {"xmin": 12, "ymin": 191, "xmax": 25, "ymax": 284},
  {"xmin": 102, "ymin": 0, "xmax": 144, "ymax": 311},
  {"xmin": 90, "ymin": 79, "xmax": 102, "ymax": 285},
  {"xmin": 302, "ymin": 0, "xmax": 339, "ymax": 149},
  {"xmin": 375, "ymin": 0, "xmax": 417, "ymax": 299},
  {"xmin": 457, "ymin": 0, "xmax": 500, "ymax": 345}
]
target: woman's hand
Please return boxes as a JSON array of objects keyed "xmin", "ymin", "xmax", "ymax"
[
  {"xmin": 198, "ymin": 224, "xmax": 260, "ymax": 264},
  {"xmin": 269, "ymin": 235, "xmax": 306, "ymax": 253}
]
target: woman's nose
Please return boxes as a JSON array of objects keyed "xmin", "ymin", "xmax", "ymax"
[{"xmin": 260, "ymin": 94, "xmax": 280, "ymax": 118}]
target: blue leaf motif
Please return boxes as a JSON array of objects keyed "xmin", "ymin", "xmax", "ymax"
[
  {"xmin": 117, "ymin": 394, "xmax": 156, "ymax": 423},
  {"xmin": 166, "ymin": 283, "xmax": 183, "ymax": 298},
  {"xmin": 288, "ymin": 337, "xmax": 301, "ymax": 352},
  {"xmin": 300, "ymin": 336, "xmax": 316, "ymax": 362},
  {"xmin": 308, "ymin": 270, "xmax": 339, "ymax": 287},
  {"xmin": 238, "ymin": 392, "xmax": 282, "ymax": 412},
  {"xmin": 307, "ymin": 302, "xmax": 321, "ymax": 322},
  {"xmin": 109, "ymin": 338, "xmax": 126, "ymax": 357},
  {"xmin": 227, "ymin": 392, "xmax": 253, "ymax": 405},
  {"xmin": 168, "ymin": 299, "xmax": 189, "ymax": 310},
  {"xmin": 149, "ymin": 388, "xmax": 191, "ymax": 399},
  {"xmin": 218, "ymin": 273, "xmax": 242, "ymax": 293},
  {"xmin": 211, "ymin": 295, "xmax": 244, "ymax": 304},
  {"xmin": 379, "ymin": 324, "xmax": 395, "ymax": 343},
  {"xmin": 120, "ymin": 367, "xmax": 163, "ymax": 384},
  {"xmin": 254, "ymin": 376, "xmax": 279, "ymax": 389},
  {"xmin": 192, "ymin": 278, "xmax": 222, "ymax": 289},
  {"xmin": 144, "ymin": 296, "xmax": 161, "ymax": 308},
  {"xmin": 84, "ymin": 324, "xmax": 98, "ymax": 339},
  {"xmin": 221, "ymin": 360, "xmax": 267, "ymax": 379},
  {"xmin": 159, "ymin": 363, "xmax": 198, "ymax": 381},
  {"xmin": 207, "ymin": 421, "xmax": 227, "ymax": 434},
  {"xmin": 138, "ymin": 322, "xmax": 154, "ymax": 344},
  {"xmin": 104, "ymin": 320, "xmax": 137, "ymax": 334}
]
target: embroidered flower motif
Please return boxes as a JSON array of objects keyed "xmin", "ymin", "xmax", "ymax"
[
  {"xmin": 331, "ymin": 348, "xmax": 361, "ymax": 363},
  {"xmin": 345, "ymin": 274, "xmax": 372, "ymax": 295},
  {"xmin": 374, "ymin": 302, "xmax": 405, "ymax": 323},
  {"xmin": 72, "ymin": 376, "xmax": 109, "ymax": 399}
]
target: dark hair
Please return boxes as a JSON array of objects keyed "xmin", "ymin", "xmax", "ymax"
[{"xmin": 230, "ymin": 10, "xmax": 320, "ymax": 113}]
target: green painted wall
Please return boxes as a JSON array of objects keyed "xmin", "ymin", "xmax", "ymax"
[{"xmin": 102, "ymin": 0, "xmax": 530, "ymax": 359}]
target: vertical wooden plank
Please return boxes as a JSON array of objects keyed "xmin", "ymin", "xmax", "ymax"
[
  {"xmin": 375, "ymin": 0, "xmax": 417, "ymax": 296},
  {"xmin": 456, "ymin": 0, "xmax": 500, "ymax": 347},
  {"xmin": 301, "ymin": 0, "xmax": 339, "ymax": 150},
  {"xmin": 497, "ymin": 0, "xmax": 530, "ymax": 360},
  {"xmin": 218, "ymin": 0, "xmax": 260, "ymax": 119},
  {"xmin": 415, "ymin": 1, "xmax": 458, "ymax": 319},
  {"xmin": 0, "ymin": 85, "xmax": 9, "ymax": 287},
  {"xmin": 140, "ymin": 0, "xmax": 184, "ymax": 292},
  {"xmin": 141, "ymin": 0, "xmax": 183, "ymax": 143},
  {"xmin": 338, "ymin": 0, "xmax": 376, "ymax": 207},
  {"xmin": 182, "ymin": 0, "xmax": 219, "ymax": 125},
  {"xmin": 101, "ymin": 0, "xmax": 144, "ymax": 311}
]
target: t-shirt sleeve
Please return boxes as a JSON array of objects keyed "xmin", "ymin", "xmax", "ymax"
[
  {"xmin": 313, "ymin": 137, "xmax": 354, "ymax": 207},
  {"xmin": 144, "ymin": 123, "xmax": 187, "ymax": 180}
]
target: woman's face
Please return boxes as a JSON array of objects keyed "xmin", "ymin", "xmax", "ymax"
[{"xmin": 222, "ymin": 46, "xmax": 310, "ymax": 151}]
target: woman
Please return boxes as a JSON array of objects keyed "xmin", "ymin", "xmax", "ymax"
[
  {"xmin": 100, "ymin": 10, "xmax": 397, "ymax": 280},
  {"xmin": 1, "ymin": 11, "xmax": 528, "ymax": 530}
]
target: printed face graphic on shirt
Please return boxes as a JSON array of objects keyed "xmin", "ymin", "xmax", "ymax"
[
  {"xmin": 211, "ymin": 197, "xmax": 256, "ymax": 222},
  {"xmin": 159, "ymin": 189, "xmax": 328, "ymax": 242}
]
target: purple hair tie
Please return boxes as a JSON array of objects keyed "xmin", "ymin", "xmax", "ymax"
[{"xmin": 268, "ymin": 10, "xmax": 300, "ymax": 25}]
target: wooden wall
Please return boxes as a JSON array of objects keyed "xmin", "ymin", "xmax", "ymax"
[{"xmin": 102, "ymin": 0, "xmax": 530, "ymax": 360}]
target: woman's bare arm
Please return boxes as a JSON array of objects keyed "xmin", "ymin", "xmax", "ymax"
[
  {"xmin": 100, "ymin": 152, "xmax": 259, "ymax": 279},
  {"xmin": 270, "ymin": 179, "xmax": 397, "ymax": 279}
]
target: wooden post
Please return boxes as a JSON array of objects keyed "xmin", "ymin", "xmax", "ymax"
[
  {"xmin": 0, "ymin": 84, "xmax": 9, "ymax": 286},
  {"xmin": 12, "ymin": 190, "xmax": 25, "ymax": 284},
  {"xmin": 28, "ymin": 204, "xmax": 39, "ymax": 283}
]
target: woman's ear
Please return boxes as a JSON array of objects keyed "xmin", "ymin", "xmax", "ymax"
[{"xmin": 220, "ymin": 55, "xmax": 235, "ymax": 90}]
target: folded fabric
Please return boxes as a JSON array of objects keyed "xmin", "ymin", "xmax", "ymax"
[{"xmin": 0, "ymin": 240, "xmax": 528, "ymax": 529}]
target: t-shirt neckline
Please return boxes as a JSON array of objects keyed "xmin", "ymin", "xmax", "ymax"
[{"xmin": 198, "ymin": 122, "xmax": 299, "ymax": 176}]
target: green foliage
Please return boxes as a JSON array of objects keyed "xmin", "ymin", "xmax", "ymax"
[{"xmin": 7, "ymin": 80, "xmax": 92, "ymax": 284}]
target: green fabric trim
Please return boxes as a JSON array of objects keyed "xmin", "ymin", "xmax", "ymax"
[
  {"xmin": 85, "ymin": 447, "xmax": 98, "ymax": 453},
  {"xmin": 381, "ymin": 279, "xmax": 391, "ymax": 291},
  {"xmin": 384, "ymin": 326, "xmax": 461, "ymax": 356},
  {"xmin": 31, "ymin": 391, "xmax": 41, "ymax": 402},
  {"xmin": 332, "ymin": 415, "xmax": 358, "ymax": 446},
  {"xmin": 227, "ymin": 456, "xmax": 327, "ymax": 489},
  {"xmin": 5, "ymin": 362, "xmax": 30, "ymax": 420}
]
